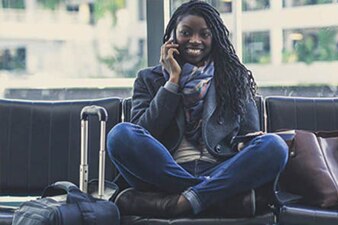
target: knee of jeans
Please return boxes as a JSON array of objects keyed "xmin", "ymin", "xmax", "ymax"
[
  {"xmin": 107, "ymin": 122, "xmax": 135, "ymax": 159},
  {"xmin": 260, "ymin": 133, "xmax": 289, "ymax": 167}
]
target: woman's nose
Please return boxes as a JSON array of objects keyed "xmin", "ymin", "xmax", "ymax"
[{"xmin": 189, "ymin": 34, "xmax": 202, "ymax": 43}]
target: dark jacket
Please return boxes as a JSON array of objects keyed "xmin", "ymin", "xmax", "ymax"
[{"xmin": 130, "ymin": 64, "xmax": 260, "ymax": 159}]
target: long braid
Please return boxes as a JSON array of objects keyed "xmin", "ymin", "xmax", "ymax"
[{"xmin": 163, "ymin": 0, "xmax": 256, "ymax": 116}]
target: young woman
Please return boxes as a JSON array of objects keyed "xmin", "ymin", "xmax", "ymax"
[{"xmin": 107, "ymin": 0, "xmax": 288, "ymax": 218}]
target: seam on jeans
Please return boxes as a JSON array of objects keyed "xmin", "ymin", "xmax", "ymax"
[
  {"xmin": 194, "ymin": 160, "xmax": 198, "ymax": 176},
  {"xmin": 183, "ymin": 188, "xmax": 203, "ymax": 214},
  {"xmin": 191, "ymin": 188, "xmax": 202, "ymax": 206}
]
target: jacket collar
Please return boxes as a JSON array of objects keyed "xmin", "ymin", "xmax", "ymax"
[
  {"xmin": 203, "ymin": 78, "xmax": 217, "ymax": 120},
  {"xmin": 151, "ymin": 64, "xmax": 163, "ymax": 74}
]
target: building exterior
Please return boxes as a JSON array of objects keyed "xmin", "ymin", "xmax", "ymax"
[
  {"xmin": 0, "ymin": 0, "xmax": 146, "ymax": 79},
  {"xmin": 223, "ymin": 0, "xmax": 338, "ymax": 85},
  {"xmin": 0, "ymin": 0, "xmax": 337, "ymax": 99}
]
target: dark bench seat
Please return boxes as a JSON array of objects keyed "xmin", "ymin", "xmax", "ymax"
[
  {"xmin": 120, "ymin": 214, "xmax": 275, "ymax": 225},
  {"xmin": 1, "ymin": 96, "xmax": 338, "ymax": 225},
  {"xmin": 0, "ymin": 97, "xmax": 122, "ymax": 225},
  {"xmin": 266, "ymin": 96, "xmax": 338, "ymax": 225}
]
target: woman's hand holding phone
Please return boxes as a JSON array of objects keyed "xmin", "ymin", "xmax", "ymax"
[
  {"xmin": 232, "ymin": 131, "xmax": 265, "ymax": 151},
  {"xmin": 160, "ymin": 40, "xmax": 182, "ymax": 84}
]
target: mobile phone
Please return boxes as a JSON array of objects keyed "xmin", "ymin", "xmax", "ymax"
[
  {"xmin": 171, "ymin": 31, "xmax": 184, "ymax": 66},
  {"xmin": 231, "ymin": 133, "xmax": 262, "ymax": 145}
]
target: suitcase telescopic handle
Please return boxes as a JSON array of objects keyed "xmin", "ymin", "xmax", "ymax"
[
  {"xmin": 80, "ymin": 105, "xmax": 108, "ymax": 199},
  {"xmin": 80, "ymin": 105, "xmax": 108, "ymax": 122}
]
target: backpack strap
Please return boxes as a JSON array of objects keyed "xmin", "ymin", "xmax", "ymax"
[
  {"xmin": 42, "ymin": 181, "xmax": 97, "ymax": 225},
  {"xmin": 76, "ymin": 201, "xmax": 96, "ymax": 225}
]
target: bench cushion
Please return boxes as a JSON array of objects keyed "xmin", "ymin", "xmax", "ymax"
[{"xmin": 266, "ymin": 96, "xmax": 338, "ymax": 132}]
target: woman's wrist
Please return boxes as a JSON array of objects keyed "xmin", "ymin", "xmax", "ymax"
[
  {"xmin": 164, "ymin": 81, "xmax": 179, "ymax": 93},
  {"xmin": 169, "ymin": 74, "xmax": 180, "ymax": 84}
]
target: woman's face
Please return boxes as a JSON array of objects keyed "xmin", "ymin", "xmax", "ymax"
[{"xmin": 175, "ymin": 14, "xmax": 213, "ymax": 67}]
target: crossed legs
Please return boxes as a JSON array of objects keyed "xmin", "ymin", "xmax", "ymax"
[{"xmin": 107, "ymin": 122, "xmax": 288, "ymax": 215}]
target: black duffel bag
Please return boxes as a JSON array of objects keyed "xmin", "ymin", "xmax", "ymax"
[{"xmin": 12, "ymin": 181, "xmax": 120, "ymax": 225}]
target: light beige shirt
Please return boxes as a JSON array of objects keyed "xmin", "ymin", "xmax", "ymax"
[
  {"xmin": 164, "ymin": 81, "xmax": 218, "ymax": 164},
  {"xmin": 173, "ymin": 137, "xmax": 219, "ymax": 164}
]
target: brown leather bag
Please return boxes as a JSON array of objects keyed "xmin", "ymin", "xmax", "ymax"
[{"xmin": 279, "ymin": 130, "xmax": 338, "ymax": 208}]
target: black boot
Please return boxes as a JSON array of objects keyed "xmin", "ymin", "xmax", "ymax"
[
  {"xmin": 202, "ymin": 189, "xmax": 256, "ymax": 218},
  {"xmin": 114, "ymin": 188, "xmax": 187, "ymax": 218},
  {"xmin": 222, "ymin": 189, "xmax": 256, "ymax": 217}
]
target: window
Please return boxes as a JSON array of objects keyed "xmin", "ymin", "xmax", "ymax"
[
  {"xmin": 209, "ymin": 0, "xmax": 232, "ymax": 13},
  {"xmin": 283, "ymin": 27, "xmax": 338, "ymax": 64},
  {"xmin": 0, "ymin": 0, "xmax": 147, "ymax": 100},
  {"xmin": 0, "ymin": 47, "xmax": 26, "ymax": 71},
  {"xmin": 283, "ymin": 0, "xmax": 333, "ymax": 7},
  {"xmin": 1, "ymin": 1, "xmax": 338, "ymax": 100},
  {"xmin": 1, "ymin": 0, "xmax": 25, "ymax": 9},
  {"xmin": 243, "ymin": 31, "xmax": 271, "ymax": 64},
  {"xmin": 243, "ymin": 0, "xmax": 270, "ymax": 11}
]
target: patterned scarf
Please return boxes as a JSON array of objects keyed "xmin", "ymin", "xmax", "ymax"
[{"xmin": 163, "ymin": 62, "xmax": 214, "ymax": 145}]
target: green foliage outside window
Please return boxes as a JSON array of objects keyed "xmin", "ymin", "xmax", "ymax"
[
  {"xmin": 289, "ymin": 0, "xmax": 332, "ymax": 6},
  {"xmin": 94, "ymin": 0, "xmax": 125, "ymax": 25},
  {"xmin": 283, "ymin": 28, "xmax": 338, "ymax": 64},
  {"xmin": 0, "ymin": 48, "xmax": 26, "ymax": 71},
  {"xmin": 99, "ymin": 46, "xmax": 146, "ymax": 78},
  {"xmin": 317, "ymin": 29, "xmax": 338, "ymax": 61},
  {"xmin": 303, "ymin": 0, "xmax": 332, "ymax": 4},
  {"xmin": 243, "ymin": 31, "xmax": 271, "ymax": 64},
  {"xmin": 243, "ymin": 0, "xmax": 270, "ymax": 11},
  {"xmin": 35, "ymin": 0, "xmax": 125, "ymax": 25},
  {"xmin": 1, "ymin": 0, "xmax": 25, "ymax": 9},
  {"xmin": 37, "ymin": 0, "xmax": 63, "ymax": 10}
]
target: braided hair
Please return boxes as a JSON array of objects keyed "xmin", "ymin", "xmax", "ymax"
[{"xmin": 163, "ymin": 0, "xmax": 256, "ymax": 116}]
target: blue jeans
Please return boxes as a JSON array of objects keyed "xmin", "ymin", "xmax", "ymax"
[{"xmin": 107, "ymin": 122, "xmax": 288, "ymax": 214}]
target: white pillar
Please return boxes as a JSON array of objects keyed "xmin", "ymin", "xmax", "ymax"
[
  {"xmin": 271, "ymin": 28, "xmax": 283, "ymax": 65},
  {"xmin": 232, "ymin": 0, "xmax": 242, "ymax": 61},
  {"xmin": 25, "ymin": 0, "xmax": 36, "ymax": 22},
  {"xmin": 270, "ymin": 0, "xmax": 283, "ymax": 65},
  {"xmin": 25, "ymin": 0, "xmax": 36, "ymax": 10}
]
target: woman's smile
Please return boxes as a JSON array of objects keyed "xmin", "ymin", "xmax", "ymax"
[{"xmin": 185, "ymin": 47, "xmax": 204, "ymax": 57}]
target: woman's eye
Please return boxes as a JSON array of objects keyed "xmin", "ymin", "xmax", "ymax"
[
  {"xmin": 201, "ymin": 32, "xmax": 212, "ymax": 38},
  {"xmin": 180, "ymin": 31, "xmax": 190, "ymax": 36}
]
